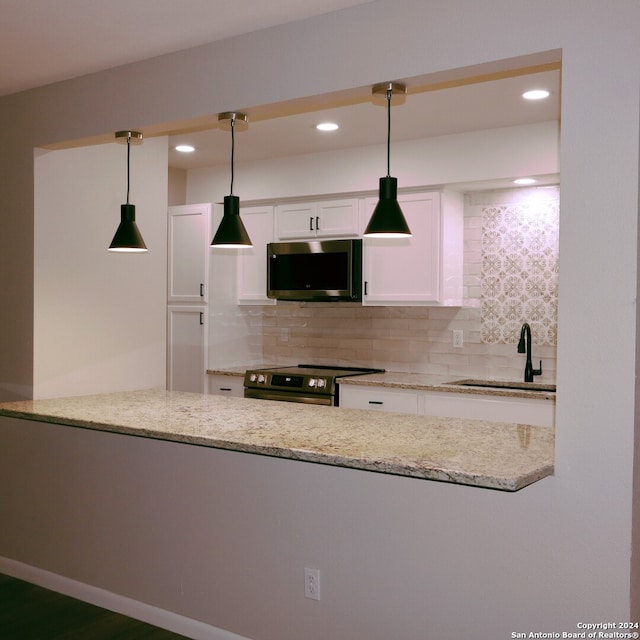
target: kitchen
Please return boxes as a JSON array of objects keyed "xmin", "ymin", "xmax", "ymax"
[
  {"xmin": 32, "ymin": 71, "xmax": 560, "ymax": 405},
  {"xmin": 1, "ymin": 2, "xmax": 639, "ymax": 640},
  {"xmin": 169, "ymin": 75, "xmax": 560, "ymax": 397}
]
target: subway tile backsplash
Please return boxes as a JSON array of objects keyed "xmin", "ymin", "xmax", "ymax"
[{"xmin": 235, "ymin": 186, "xmax": 559, "ymax": 382}]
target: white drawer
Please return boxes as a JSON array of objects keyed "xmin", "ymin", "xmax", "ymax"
[
  {"xmin": 208, "ymin": 374, "xmax": 244, "ymax": 397},
  {"xmin": 339, "ymin": 385, "xmax": 419, "ymax": 414},
  {"xmin": 420, "ymin": 391, "xmax": 555, "ymax": 427}
]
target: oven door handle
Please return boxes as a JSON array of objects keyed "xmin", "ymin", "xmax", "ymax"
[{"xmin": 244, "ymin": 388, "xmax": 332, "ymax": 405}]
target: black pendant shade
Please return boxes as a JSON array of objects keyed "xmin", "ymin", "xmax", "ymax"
[
  {"xmin": 364, "ymin": 82, "xmax": 412, "ymax": 238},
  {"xmin": 109, "ymin": 204, "xmax": 147, "ymax": 252},
  {"xmin": 211, "ymin": 112, "xmax": 253, "ymax": 248},
  {"xmin": 211, "ymin": 195, "xmax": 252, "ymax": 247},
  {"xmin": 365, "ymin": 177, "xmax": 411, "ymax": 237},
  {"xmin": 109, "ymin": 130, "xmax": 147, "ymax": 252}
]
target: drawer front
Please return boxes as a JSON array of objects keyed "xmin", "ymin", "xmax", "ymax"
[
  {"xmin": 208, "ymin": 374, "xmax": 244, "ymax": 397},
  {"xmin": 421, "ymin": 391, "xmax": 555, "ymax": 428},
  {"xmin": 339, "ymin": 385, "xmax": 419, "ymax": 414}
]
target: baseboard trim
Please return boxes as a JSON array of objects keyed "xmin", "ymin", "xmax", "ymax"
[{"xmin": 0, "ymin": 556, "xmax": 251, "ymax": 640}]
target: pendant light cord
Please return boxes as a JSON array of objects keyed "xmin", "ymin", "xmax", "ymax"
[
  {"xmin": 386, "ymin": 87, "xmax": 392, "ymax": 178},
  {"xmin": 126, "ymin": 132, "xmax": 131, "ymax": 205},
  {"xmin": 230, "ymin": 116, "xmax": 235, "ymax": 196}
]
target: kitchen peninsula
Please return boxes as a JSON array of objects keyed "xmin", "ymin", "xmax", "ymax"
[{"xmin": 0, "ymin": 388, "xmax": 553, "ymax": 491}]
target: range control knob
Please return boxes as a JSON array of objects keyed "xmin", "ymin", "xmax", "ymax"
[
  {"xmin": 308, "ymin": 378, "xmax": 317, "ymax": 388},
  {"xmin": 249, "ymin": 373, "xmax": 257, "ymax": 382},
  {"xmin": 257, "ymin": 374, "xmax": 266, "ymax": 384},
  {"xmin": 317, "ymin": 378, "xmax": 326, "ymax": 389}
]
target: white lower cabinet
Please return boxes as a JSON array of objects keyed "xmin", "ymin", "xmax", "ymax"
[
  {"xmin": 167, "ymin": 306, "xmax": 207, "ymax": 393},
  {"xmin": 419, "ymin": 391, "xmax": 555, "ymax": 427},
  {"xmin": 339, "ymin": 385, "xmax": 419, "ymax": 414},
  {"xmin": 339, "ymin": 384, "xmax": 555, "ymax": 427},
  {"xmin": 208, "ymin": 374, "xmax": 245, "ymax": 397}
]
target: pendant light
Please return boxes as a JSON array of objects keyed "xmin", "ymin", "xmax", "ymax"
[
  {"xmin": 210, "ymin": 112, "xmax": 252, "ymax": 248},
  {"xmin": 364, "ymin": 82, "xmax": 412, "ymax": 238},
  {"xmin": 109, "ymin": 130, "xmax": 148, "ymax": 252}
]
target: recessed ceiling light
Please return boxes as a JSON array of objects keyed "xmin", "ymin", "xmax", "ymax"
[
  {"xmin": 316, "ymin": 122, "xmax": 339, "ymax": 132},
  {"xmin": 175, "ymin": 144, "xmax": 195, "ymax": 153},
  {"xmin": 513, "ymin": 178, "xmax": 537, "ymax": 185},
  {"xmin": 522, "ymin": 89, "xmax": 550, "ymax": 101}
]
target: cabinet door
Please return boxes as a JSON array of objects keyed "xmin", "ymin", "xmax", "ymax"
[
  {"xmin": 168, "ymin": 203, "xmax": 211, "ymax": 303},
  {"xmin": 315, "ymin": 198, "xmax": 360, "ymax": 238},
  {"xmin": 276, "ymin": 202, "xmax": 316, "ymax": 240},
  {"xmin": 363, "ymin": 192, "xmax": 441, "ymax": 305},
  {"xmin": 420, "ymin": 391, "xmax": 555, "ymax": 428},
  {"xmin": 237, "ymin": 205, "xmax": 275, "ymax": 304},
  {"xmin": 275, "ymin": 198, "xmax": 360, "ymax": 240},
  {"xmin": 167, "ymin": 306, "xmax": 207, "ymax": 393},
  {"xmin": 339, "ymin": 385, "xmax": 419, "ymax": 414},
  {"xmin": 208, "ymin": 374, "xmax": 245, "ymax": 397}
]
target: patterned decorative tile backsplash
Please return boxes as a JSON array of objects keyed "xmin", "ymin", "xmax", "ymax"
[
  {"xmin": 230, "ymin": 186, "xmax": 559, "ymax": 382},
  {"xmin": 477, "ymin": 190, "xmax": 559, "ymax": 346}
]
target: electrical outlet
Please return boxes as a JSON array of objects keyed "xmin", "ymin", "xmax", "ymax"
[
  {"xmin": 304, "ymin": 567, "xmax": 320, "ymax": 600},
  {"xmin": 453, "ymin": 329, "xmax": 464, "ymax": 348},
  {"xmin": 280, "ymin": 327, "xmax": 289, "ymax": 342}
]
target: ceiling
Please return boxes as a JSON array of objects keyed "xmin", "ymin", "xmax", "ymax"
[
  {"xmin": 167, "ymin": 69, "xmax": 560, "ymax": 170},
  {"xmin": 0, "ymin": 0, "xmax": 375, "ymax": 96},
  {"xmin": 1, "ymin": 1, "xmax": 560, "ymax": 176}
]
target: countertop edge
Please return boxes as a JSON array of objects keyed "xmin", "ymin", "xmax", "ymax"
[{"xmin": 0, "ymin": 391, "xmax": 555, "ymax": 492}]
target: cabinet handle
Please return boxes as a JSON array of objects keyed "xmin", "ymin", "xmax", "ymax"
[
  {"xmin": 199, "ymin": 312, "xmax": 204, "ymax": 325},
  {"xmin": 368, "ymin": 400, "xmax": 383, "ymax": 405},
  {"xmin": 315, "ymin": 216, "xmax": 320, "ymax": 230},
  {"xmin": 309, "ymin": 216, "xmax": 314, "ymax": 231},
  {"xmin": 219, "ymin": 387, "xmax": 232, "ymax": 392},
  {"xmin": 200, "ymin": 283, "xmax": 204, "ymax": 297},
  {"xmin": 364, "ymin": 281, "xmax": 368, "ymax": 296}
]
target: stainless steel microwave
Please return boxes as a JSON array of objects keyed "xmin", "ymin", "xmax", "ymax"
[{"xmin": 266, "ymin": 239, "xmax": 362, "ymax": 302}]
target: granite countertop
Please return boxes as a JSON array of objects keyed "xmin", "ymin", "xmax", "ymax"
[
  {"xmin": 0, "ymin": 389, "xmax": 553, "ymax": 491},
  {"xmin": 207, "ymin": 366, "xmax": 255, "ymax": 376},
  {"xmin": 207, "ymin": 367, "xmax": 556, "ymax": 401},
  {"xmin": 338, "ymin": 372, "xmax": 557, "ymax": 400}
]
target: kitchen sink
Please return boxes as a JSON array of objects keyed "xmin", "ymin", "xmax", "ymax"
[{"xmin": 447, "ymin": 379, "xmax": 556, "ymax": 392}]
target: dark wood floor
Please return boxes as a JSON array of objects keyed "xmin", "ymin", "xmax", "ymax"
[{"xmin": 0, "ymin": 573, "xmax": 191, "ymax": 639}]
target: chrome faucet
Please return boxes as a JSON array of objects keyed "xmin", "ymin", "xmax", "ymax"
[{"xmin": 517, "ymin": 323, "xmax": 542, "ymax": 383}]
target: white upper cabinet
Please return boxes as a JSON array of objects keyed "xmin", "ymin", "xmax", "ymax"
[
  {"xmin": 167, "ymin": 203, "xmax": 211, "ymax": 303},
  {"xmin": 276, "ymin": 198, "xmax": 360, "ymax": 240},
  {"xmin": 362, "ymin": 190, "xmax": 464, "ymax": 306},
  {"xmin": 236, "ymin": 204, "xmax": 275, "ymax": 304}
]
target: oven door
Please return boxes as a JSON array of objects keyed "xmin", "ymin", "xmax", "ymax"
[{"xmin": 244, "ymin": 388, "xmax": 333, "ymax": 406}]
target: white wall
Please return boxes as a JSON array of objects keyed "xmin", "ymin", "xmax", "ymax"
[
  {"xmin": 0, "ymin": 416, "xmax": 581, "ymax": 640},
  {"xmin": 1, "ymin": 0, "xmax": 639, "ymax": 638},
  {"xmin": 187, "ymin": 121, "xmax": 559, "ymax": 203},
  {"xmin": 33, "ymin": 138, "xmax": 168, "ymax": 398}
]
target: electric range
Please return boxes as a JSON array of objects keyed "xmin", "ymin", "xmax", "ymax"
[{"xmin": 243, "ymin": 364, "xmax": 385, "ymax": 405}]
